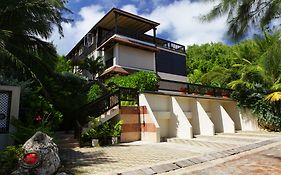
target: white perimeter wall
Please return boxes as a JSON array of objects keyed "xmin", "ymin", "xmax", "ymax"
[{"xmin": 139, "ymin": 93, "xmax": 261, "ymax": 142}]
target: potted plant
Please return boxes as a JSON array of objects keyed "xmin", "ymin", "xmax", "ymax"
[
  {"xmin": 221, "ymin": 91, "xmax": 229, "ymax": 98},
  {"xmin": 179, "ymin": 87, "xmax": 187, "ymax": 94},
  {"xmin": 111, "ymin": 120, "xmax": 123, "ymax": 145},
  {"xmin": 81, "ymin": 128, "xmax": 100, "ymax": 147},
  {"xmin": 98, "ymin": 121, "xmax": 112, "ymax": 146},
  {"xmin": 205, "ymin": 89, "xmax": 214, "ymax": 96},
  {"xmin": 191, "ymin": 88, "xmax": 199, "ymax": 95}
]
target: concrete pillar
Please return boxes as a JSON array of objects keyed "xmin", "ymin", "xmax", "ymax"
[
  {"xmin": 171, "ymin": 97, "xmax": 193, "ymax": 139},
  {"xmin": 193, "ymin": 100, "xmax": 214, "ymax": 136},
  {"xmin": 211, "ymin": 102, "xmax": 235, "ymax": 133},
  {"xmin": 139, "ymin": 94, "xmax": 160, "ymax": 142}
]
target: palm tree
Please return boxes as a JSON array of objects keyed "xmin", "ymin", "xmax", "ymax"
[
  {"xmin": 0, "ymin": 0, "xmax": 70, "ymax": 83},
  {"xmin": 203, "ymin": 0, "xmax": 281, "ymax": 40},
  {"xmin": 78, "ymin": 56, "xmax": 105, "ymax": 78}
]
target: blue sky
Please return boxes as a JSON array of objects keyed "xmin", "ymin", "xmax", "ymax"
[{"xmin": 51, "ymin": 0, "xmax": 229, "ymax": 55}]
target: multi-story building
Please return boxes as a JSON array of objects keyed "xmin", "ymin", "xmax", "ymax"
[{"xmin": 67, "ymin": 8, "xmax": 186, "ymax": 82}]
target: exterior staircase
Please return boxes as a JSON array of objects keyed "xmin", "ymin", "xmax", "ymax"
[
  {"xmin": 55, "ymin": 131, "xmax": 80, "ymax": 149},
  {"xmin": 100, "ymin": 106, "xmax": 119, "ymax": 123}
]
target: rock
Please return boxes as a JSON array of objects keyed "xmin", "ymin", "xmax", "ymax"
[{"xmin": 11, "ymin": 131, "xmax": 61, "ymax": 175}]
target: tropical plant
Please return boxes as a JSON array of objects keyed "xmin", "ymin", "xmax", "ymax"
[
  {"xmin": 230, "ymin": 31, "xmax": 281, "ymax": 131},
  {"xmin": 55, "ymin": 55, "xmax": 73, "ymax": 73},
  {"xmin": 186, "ymin": 42, "xmax": 237, "ymax": 87},
  {"xmin": 203, "ymin": 0, "xmax": 281, "ymax": 40},
  {"xmin": 78, "ymin": 56, "xmax": 105, "ymax": 78},
  {"xmin": 0, "ymin": 0, "xmax": 70, "ymax": 83},
  {"xmin": 106, "ymin": 71, "xmax": 159, "ymax": 91},
  {"xmin": 87, "ymin": 84, "xmax": 104, "ymax": 102},
  {"xmin": 81, "ymin": 120, "xmax": 123, "ymax": 145},
  {"xmin": 0, "ymin": 145, "xmax": 23, "ymax": 175}
]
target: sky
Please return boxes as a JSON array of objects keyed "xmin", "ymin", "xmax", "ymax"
[{"xmin": 50, "ymin": 0, "xmax": 229, "ymax": 55}]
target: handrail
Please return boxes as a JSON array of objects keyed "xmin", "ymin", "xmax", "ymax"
[
  {"xmin": 97, "ymin": 27, "xmax": 185, "ymax": 54},
  {"xmin": 158, "ymin": 79, "xmax": 234, "ymax": 98},
  {"xmin": 76, "ymin": 87, "xmax": 139, "ymax": 126}
]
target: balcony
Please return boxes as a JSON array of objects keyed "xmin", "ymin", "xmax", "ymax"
[{"xmin": 98, "ymin": 27, "xmax": 185, "ymax": 54}]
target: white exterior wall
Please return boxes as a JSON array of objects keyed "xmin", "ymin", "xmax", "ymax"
[
  {"xmin": 0, "ymin": 86, "xmax": 20, "ymax": 150},
  {"xmin": 239, "ymin": 109, "xmax": 261, "ymax": 131},
  {"xmin": 222, "ymin": 102, "xmax": 260, "ymax": 131},
  {"xmin": 138, "ymin": 93, "xmax": 260, "ymax": 142},
  {"xmin": 117, "ymin": 44, "xmax": 155, "ymax": 71}
]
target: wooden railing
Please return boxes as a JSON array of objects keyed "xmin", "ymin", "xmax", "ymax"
[
  {"xmin": 158, "ymin": 79, "xmax": 233, "ymax": 98},
  {"xmin": 98, "ymin": 27, "xmax": 185, "ymax": 54},
  {"xmin": 74, "ymin": 87, "xmax": 139, "ymax": 142}
]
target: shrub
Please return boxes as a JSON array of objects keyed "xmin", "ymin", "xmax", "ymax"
[
  {"xmin": 106, "ymin": 71, "xmax": 159, "ymax": 91},
  {"xmin": 87, "ymin": 84, "xmax": 103, "ymax": 102},
  {"xmin": 0, "ymin": 145, "xmax": 23, "ymax": 175}
]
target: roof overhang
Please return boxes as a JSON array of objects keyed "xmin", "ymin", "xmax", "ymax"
[
  {"xmin": 97, "ymin": 35, "xmax": 159, "ymax": 52},
  {"xmin": 96, "ymin": 8, "xmax": 159, "ymax": 33},
  {"xmin": 66, "ymin": 8, "xmax": 160, "ymax": 58}
]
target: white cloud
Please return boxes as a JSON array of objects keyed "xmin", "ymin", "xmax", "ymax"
[
  {"xmin": 50, "ymin": 5, "xmax": 105, "ymax": 55},
  {"xmin": 52, "ymin": 0, "xmax": 227, "ymax": 55},
  {"xmin": 121, "ymin": 4, "xmax": 138, "ymax": 14},
  {"xmin": 145, "ymin": 0, "xmax": 227, "ymax": 46}
]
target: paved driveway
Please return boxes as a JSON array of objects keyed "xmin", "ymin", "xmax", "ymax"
[{"xmin": 59, "ymin": 131, "xmax": 281, "ymax": 175}]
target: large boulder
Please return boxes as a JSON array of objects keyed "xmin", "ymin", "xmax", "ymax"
[{"xmin": 12, "ymin": 131, "xmax": 60, "ymax": 175}]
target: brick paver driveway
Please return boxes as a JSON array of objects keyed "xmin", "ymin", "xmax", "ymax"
[
  {"xmin": 59, "ymin": 132, "xmax": 281, "ymax": 175},
  {"xmin": 166, "ymin": 142, "xmax": 281, "ymax": 175}
]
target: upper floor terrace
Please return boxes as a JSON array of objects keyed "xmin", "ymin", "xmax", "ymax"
[{"xmin": 67, "ymin": 8, "xmax": 185, "ymax": 62}]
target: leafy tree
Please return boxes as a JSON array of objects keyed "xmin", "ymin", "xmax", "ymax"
[
  {"xmin": 186, "ymin": 42, "xmax": 237, "ymax": 87},
  {"xmin": 203, "ymin": 0, "xmax": 281, "ymax": 40},
  {"xmin": 187, "ymin": 31, "xmax": 281, "ymax": 130},
  {"xmin": 55, "ymin": 55, "xmax": 73, "ymax": 73}
]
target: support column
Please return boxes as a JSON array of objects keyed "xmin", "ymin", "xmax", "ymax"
[
  {"xmin": 211, "ymin": 102, "xmax": 235, "ymax": 133},
  {"xmin": 194, "ymin": 100, "xmax": 214, "ymax": 136},
  {"xmin": 171, "ymin": 97, "xmax": 193, "ymax": 139},
  {"xmin": 114, "ymin": 13, "xmax": 118, "ymax": 33},
  {"xmin": 153, "ymin": 27, "xmax": 157, "ymax": 46}
]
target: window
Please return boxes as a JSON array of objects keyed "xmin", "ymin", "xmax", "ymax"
[
  {"xmin": 78, "ymin": 46, "xmax": 84, "ymax": 55},
  {"xmin": 84, "ymin": 33, "xmax": 94, "ymax": 47}
]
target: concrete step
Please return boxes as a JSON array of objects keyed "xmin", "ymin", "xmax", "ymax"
[
  {"xmin": 235, "ymin": 130, "xmax": 281, "ymax": 137},
  {"xmin": 193, "ymin": 135, "xmax": 258, "ymax": 145},
  {"xmin": 214, "ymin": 133, "xmax": 274, "ymax": 140},
  {"xmin": 167, "ymin": 137, "xmax": 237, "ymax": 150}
]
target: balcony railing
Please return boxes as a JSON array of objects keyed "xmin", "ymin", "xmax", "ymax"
[
  {"xmin": 98, "ymin": 27, "xmax": 185, "ymax": 54},
  {"xmin": 158, "ymin": 79, "xmax": 233, "ymax": 98}
]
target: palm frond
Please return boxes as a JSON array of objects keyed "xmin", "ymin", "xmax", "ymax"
[{"xmin": 265, "ymin": 92, "xmax": 281, "ymax": 102}]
